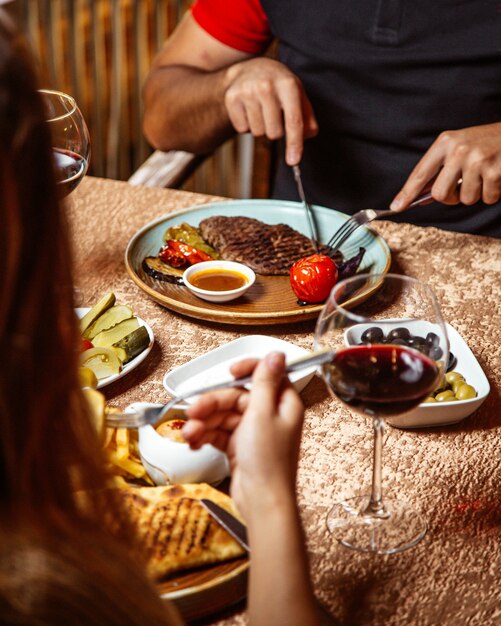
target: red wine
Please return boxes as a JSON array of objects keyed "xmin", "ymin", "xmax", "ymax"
[
  {"xmin": 52, "ymin": 148, "xmax": 87, "ymax": 196},
  {"xmin": 324, "ymin": 344, "xmax": 439, "ymax": 417}
]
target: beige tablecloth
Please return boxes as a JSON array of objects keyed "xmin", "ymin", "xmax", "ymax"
[{"xmin": 69, "ymin": 177, "xmax": 500, "ymax": 626}]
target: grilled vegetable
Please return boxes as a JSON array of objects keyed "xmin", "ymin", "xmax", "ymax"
[
  {"xmin": 163, "ymin": 222, "xmax": 219, "ymax": 258},
  {"xmin": 111, "ymin": 326, "xmax": 150, "ymax": 364},
  {"xmin": 159, "ymin": 240, "xmax": 213, "ymax": 268},
  {"xmin": 142, "ymin": 257, "xmax": 184, "ymax": 284},
  {"xmin": 290, "ymin": 254, "xmax": 338, "ymax": 304},
  {"xmin": 337, "ymin": 247, "xmax": 366, "ymax": 280}
]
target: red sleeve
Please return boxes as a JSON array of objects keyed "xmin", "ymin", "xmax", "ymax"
[{"xmin": 191, "ymin": 0, "xmax": 272, "ymax": 55}]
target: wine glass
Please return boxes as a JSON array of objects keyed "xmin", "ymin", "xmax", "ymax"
[
  {"xmin": 314, "ymin": 273, "xmax": 449, "ymax": 554},
  {"xmin": 39, "ymin": 89, "xmax": 90, "ymax": 197}
]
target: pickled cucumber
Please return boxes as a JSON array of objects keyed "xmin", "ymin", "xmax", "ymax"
[{"xmin": 111, "ymin": 326, "xmax": 150, "ymax": 364}]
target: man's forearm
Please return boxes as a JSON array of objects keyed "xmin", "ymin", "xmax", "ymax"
[{"xmin": 142, "ymin": 64, "xmax": 235, "ymax": 154}]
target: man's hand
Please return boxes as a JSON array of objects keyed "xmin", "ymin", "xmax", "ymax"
[
  {"xmin": 391, "ymin": 122, "xmax": 501, "ymax": 211},
  {"xmin": 224, "ymin": 57, "xmax": 318, "ymax": 166}
]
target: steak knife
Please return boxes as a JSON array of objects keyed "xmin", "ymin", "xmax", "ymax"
[
  {"xmin": 200, "ymin": 499, "xmax": 250, "ymax": 553},
  {"xmin": 292, "ymin": 164, "xmax": 319, "ymax": 252}
]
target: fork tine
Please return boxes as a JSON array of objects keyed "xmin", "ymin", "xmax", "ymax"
[
  {"xmin": 325, "ymin": 225, "xmax": 348, "ymax": 251},
  {"xmin": 326, "ymin": 218, "xmax": 359, "ymax": 251}
]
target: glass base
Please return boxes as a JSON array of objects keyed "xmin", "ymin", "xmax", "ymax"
[{"xmin": 326, "ymin": 496, "xmax": 427, "ymax": 554}]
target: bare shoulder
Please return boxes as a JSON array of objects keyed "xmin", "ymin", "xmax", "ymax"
[{"xmin": 153, "ymin": 12, "xmax": 252, "ymax": 71}]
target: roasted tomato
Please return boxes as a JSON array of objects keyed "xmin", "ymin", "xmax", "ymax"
[
  {"xmin": 159, "ymin": 240, "xmax": 212, "ymax": 268},
  {"xmin": 289, "ymin": 254, "xmax": 338, "ymax": 303}
]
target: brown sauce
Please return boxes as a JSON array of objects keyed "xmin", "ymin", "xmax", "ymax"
[{"xmin": 189, "ymin": 268, "xmax": 248, "ymax": 291}]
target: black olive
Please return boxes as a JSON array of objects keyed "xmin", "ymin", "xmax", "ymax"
[
  {"xmin": 388, "ymin": 327, "xmax": 411, "ymax": 341},
  {"xmin": 425, "ymin": 332, "xmax": 440, "ymax": 348},
  {"xmin": 390, "ymin": 338, "xmax": 408, "ymax": 346},
  {"xmin": 447, "ymin": 352, "xmax": 457, "ymax": 372},
  {"xmin": 408, "ymin": 336, "xmax": 426, "ymax": 350},
  {"xmin": 429, "ymin": 346, "xmax": 443, "ymax": 360},
  {"xmin": 361, "ymin": 326, "xmax": 384, "ymax": 343}
]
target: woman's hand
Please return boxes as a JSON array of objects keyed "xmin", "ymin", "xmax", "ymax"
[
  {"xmin": 182, "ymin": 351, "xmax": 305, "ymax": 519},
  {"xmin": 391, "ymin": 122, "xmax": 501, "ymax": 210},
  {"xmin": 224, "ymin": 57, "xmax": 318, "ymax": 166}
]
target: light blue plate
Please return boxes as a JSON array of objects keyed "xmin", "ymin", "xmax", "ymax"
[{"xmin": 125, "ymin": 199, "xmax": 391, "ymax": 325}]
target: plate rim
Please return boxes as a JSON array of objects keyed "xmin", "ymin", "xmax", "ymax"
[
  {"xmin": 158, "ymin": 557, "xmax": 250, "ymax": 602},
  {"xmin": 162, "ymin": 334, "xmax": 316, "ymax": 397},
  {"xmin": 124, "ymin": 199, "xmax": 392, "ymax": 324},
  {"xmin": 76, "ymin": 307, "xmax": 154, "ymax": 388}
]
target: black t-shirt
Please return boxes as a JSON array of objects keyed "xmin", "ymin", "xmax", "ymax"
[{"xmin": 261, "ymin": 0, "xmax": 501, "ymax": 236}]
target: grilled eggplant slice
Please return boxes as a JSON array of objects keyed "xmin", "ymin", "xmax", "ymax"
[{"xmin": 142, "ymin": 256, "xmax": 184, "ymax": 284}]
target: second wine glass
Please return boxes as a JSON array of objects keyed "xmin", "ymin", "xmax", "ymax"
[
  {"xmin": 314, "ymin": 273, "xmax": 449, "ymax": 554},
  {"xmin": 39, "ymin": 89, "xmax": 90, "ymax": 197}
]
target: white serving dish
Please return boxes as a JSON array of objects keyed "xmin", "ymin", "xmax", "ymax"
[
  {"xmin": 163, "ymin": 335, "xmax": 317, "ymax": 400},
  {"xmin": 345, "ymin": 321, "xmax": 490, "ymax": 428},
  {"xmin": 76, "ymin": 308, "xmax": 154, "ymax": 389},
  {"xmin": 132, "ymin": 402, "xmax": 230, "ymax": 486},
  {"xmin": 182, "ymin": 260, "xmax": 256, "ymax": 303}
]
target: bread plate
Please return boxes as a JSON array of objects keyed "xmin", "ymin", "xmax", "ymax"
[
  {"xmin": 125, "ymin": 199, "xmax": 391, "ymax": 325},
  {"xmin": 76, "ymin": 308, "xmax": 154, "ymax": 389}
]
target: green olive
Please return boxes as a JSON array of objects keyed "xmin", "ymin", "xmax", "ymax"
[
  {"xmin": 455, "ymin": 384, "xmax": 477, "ymax": 400},
  {"xmin": 452, "ymin": 379, "xmax": 468, "ymax": 394},
  {"xmin": 435, "ymin": 390, "xmax": 456, "ymax": 402},
  {"xmin": 433, "ymin": 376, "xmax": 449, "ymax": 393},
  {"xmin": 445, "ymin": 371, "xmax": 465, "ymax": 385},
  {"xmin": 423, "ymin": 396, "xmax": 437, "ymax": 403}
]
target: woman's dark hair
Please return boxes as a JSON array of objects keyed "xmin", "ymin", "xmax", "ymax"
[{"xmin": 0, "ymin": 12, "xmax": 182, "ymax": 625}]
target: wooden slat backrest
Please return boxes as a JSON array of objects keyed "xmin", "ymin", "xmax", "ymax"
[
  {"xmin": 11, "ymin": 0, "xmax": 270, "ymax": 197},
  {"xmin": 15, "ymin": 0, "xmax": 180, "ymax": 181}
]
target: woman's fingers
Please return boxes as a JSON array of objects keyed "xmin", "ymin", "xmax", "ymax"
[{"xmin": 246, "ymin": 352, "xmax": 287, "ymax": 417}]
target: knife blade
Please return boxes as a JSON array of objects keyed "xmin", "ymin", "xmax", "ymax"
[
  {"xmin": 292, "ymin": 164, "xmax": 319, "ymax": 252},
  {"xmin": 200, "ymin": 498, "xmax": 250, "ymax": 553}
]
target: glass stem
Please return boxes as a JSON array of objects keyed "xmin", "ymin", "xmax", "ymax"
[{"xmin": 366, "ymin": 417, "xmax": 388, "ymax": 518}]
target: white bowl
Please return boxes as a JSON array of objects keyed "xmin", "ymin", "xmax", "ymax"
[
  {"xmin": 344, "ymin": 321, "xmax": 490, "ymax": 429},
  {"xmin": 182, "ymin": 260, "xmax": 256, "ymax": 303},
  {"xmin": 131, "ymin": 402, "xmax": 230, "ymax": 486},
  {"xmin": 163, "ymin": 335, "xmax": 318, "ymax": 401}
]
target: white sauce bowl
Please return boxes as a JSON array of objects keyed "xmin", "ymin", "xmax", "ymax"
[
  {"xmin": 183, "ymin": 260, "xmax": 256, "ymax": 303},
  {"xmin": 130, "ymin": 402, "xmax": 230, "ymax": 485}
]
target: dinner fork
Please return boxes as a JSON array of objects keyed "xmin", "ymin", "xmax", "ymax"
[
  {"xmin": 105, "ymin": 348, "xmax": 334, "ymax": 429},
  {"xmin": 326, "ymin": 190, "xmax": 434, "ymax": 253}
]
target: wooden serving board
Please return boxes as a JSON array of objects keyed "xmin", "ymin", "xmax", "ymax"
[
  {"xmin": 125, "ymin": 200, "xmax": 391, "ymax": 325},
  {"xmin": 157, "ymin": 557, "xmax": 249, "ymax": 621}
]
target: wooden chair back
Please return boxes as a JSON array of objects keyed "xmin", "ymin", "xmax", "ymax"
[{"xmin": 10, "ymin": 0, "xmax": 272, "ymax": 197}]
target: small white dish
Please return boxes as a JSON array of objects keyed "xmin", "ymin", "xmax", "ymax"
[
  {"xmin": 76, "ymin": 308, "xmax": 154, "ymax": 389},
  {"xmin": 163, "ymin": 335, "xmax": 317, "ymax": 400},
  {"xmin": 345, "ymin": 321, "xmax": 490, "ymax": 428},
  {"xmin": 132, "ymin": 402, "xmax": 230, "ymax": 486},
  {"xmin": 182, "ymin": 260, "xmax": 256, "ymax": 303}
]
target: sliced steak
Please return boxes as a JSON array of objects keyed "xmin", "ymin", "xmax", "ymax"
[{"xmin": 199, "ymin": 215, "xmax": 333, "ymax": 275}]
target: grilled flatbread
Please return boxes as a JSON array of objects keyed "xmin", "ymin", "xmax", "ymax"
[{"xmin": 117, "ymin": 483, "xmax": 246, "ymax": 580}]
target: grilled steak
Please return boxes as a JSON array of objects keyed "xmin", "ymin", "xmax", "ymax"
[{"xmin": 199, "ymin": 215, "xmax": 333, "ymax": 275}]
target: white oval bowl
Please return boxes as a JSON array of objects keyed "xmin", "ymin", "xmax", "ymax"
[
  {"xmin": 183, "ymin": 261, "xmax": 256, "ymax": 303},
  {"xmin": 130, "ymin": 402, "xmax": 230, "ymax": 485},
  {"xmin": 344, "ymin": 321, "xmax": 490, "ymax": 429}
]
